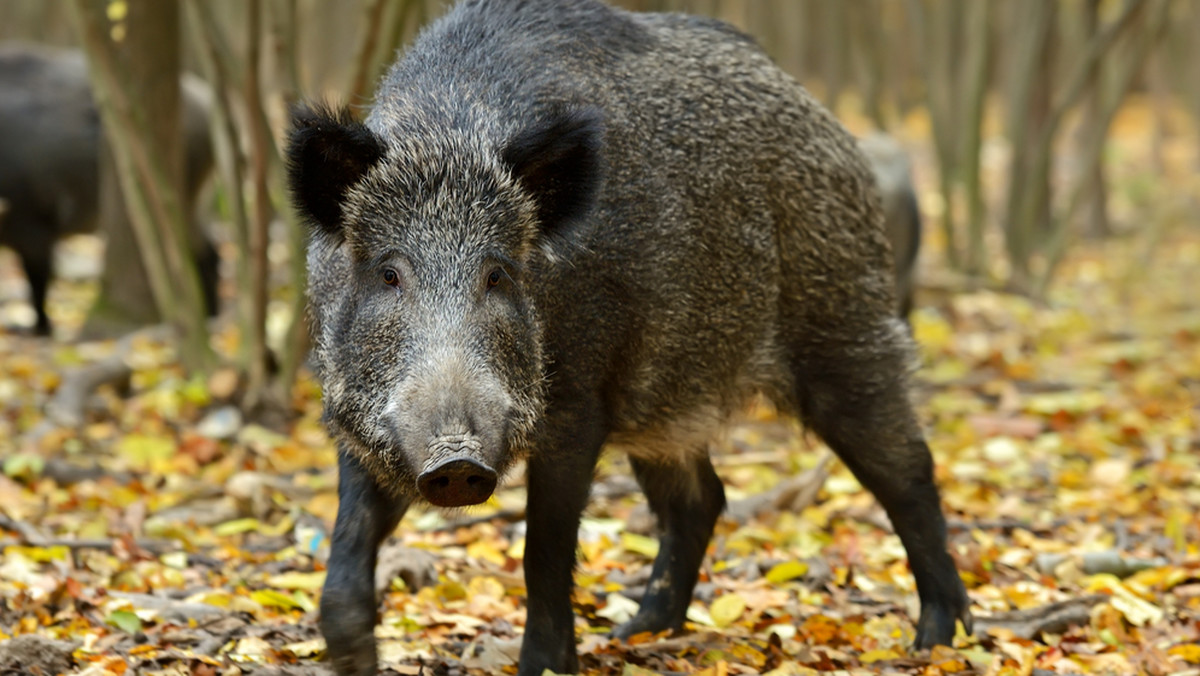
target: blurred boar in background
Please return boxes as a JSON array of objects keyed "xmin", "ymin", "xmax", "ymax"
[
  {"xmin": 0, "ymin": 43, "xmax": 217, "ymax": 335},
  {"xmin": 859, "ymin": 133, "xmax": 923, "ymax": 318}
]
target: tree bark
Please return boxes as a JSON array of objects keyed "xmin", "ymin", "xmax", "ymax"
[
  {"xmin": 72, "ymin": 0, "xmax": 213, "ymax": 369},
  {"xmin": 1076, "ymin": 0, "xmax": 1112, "ymax": 240},
  {"xmin": 83, "ymin": 0, "xmax": 184, "ymax": 338}
]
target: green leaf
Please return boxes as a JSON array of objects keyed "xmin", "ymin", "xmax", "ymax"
[
  {"xmin": 106, "ymin": 609, "xmax": 142, "ymax": 634},
  {"xmin": 3, "ymin": 453, "xmax": 45, "ymax": 479}
]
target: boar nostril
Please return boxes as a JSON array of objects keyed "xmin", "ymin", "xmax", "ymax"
[{"xmin": 417, "ymin": 457, "xmax": 498, "ymax": 508}]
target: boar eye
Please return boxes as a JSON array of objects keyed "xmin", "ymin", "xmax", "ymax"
[
  {"xmin": 486, "ymin": 268, "xmax": 503, "ymax": 290},
  {"xmin": 383, "ymin": 268, "xmax": 400, "ymax": 287}
]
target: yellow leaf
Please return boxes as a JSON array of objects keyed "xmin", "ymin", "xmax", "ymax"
[
  {"xmin": 467, "ymin": 540, "xmax": 508, "ymax": 566},
  {"xmin": 728, "ymin": 642, "xmax": 768, "ymax": 668},
  {"xmin": 765, "ymin": 560, "xmax": 808, "ymax": 584},
  {"xmin": 1169, "ymin": 644, "xmax": 1200, "ymax": 664},
  {"xmin": 266, "ymin": 571, "xmax": 327, "ymax": 590},
  {"xmin": 709, "ymin": 593, "xmax": 745, "ymax": 628},
  {"xmin": 115, "ymin": 434, "xmax": 175, "ymax": 471},
  {"xmin": 214, "ymin": 518, "xmax": 263, "ymax": 536},
  {"xmin": 4, "ymin": 546, "xmax": 69, "ymax": 563},
  {"xmin": 763, "ymin": 662, "xmax": 819, "ymax": 676},
  {"xmin": 621, "ymin": 532, "xmax": 660, "ymax": 559},
  {"xmin": 859, "ymin": 648, "xmax": 901, "ymax": 663},
  {"xmin": 251, "ymin": 588, "xmax": 302, "ymax": 610}
]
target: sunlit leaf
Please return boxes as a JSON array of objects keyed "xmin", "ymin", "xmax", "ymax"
[
  {"xmin": 765, "ymin": 560, "xmax": 808, "ymax": 584},
  {"xmin": 106, "ymin": 609, "xmax": 142, "ymax": 634},
  {"xmin": 710, "ymin": 593, "xmax": 746, "ymax": 628},
  {"xmin": 265, "ymin": 571, "xmax": 326, "ymax": 590}
]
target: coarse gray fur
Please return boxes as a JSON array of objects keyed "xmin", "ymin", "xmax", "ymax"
[
  {"xmin": 859, "ymin": 133, "xmax": 922, "ymax": 318},
  {"xmin": 290, "ymin": 1, "xmax": 970, "ymax": 674}
]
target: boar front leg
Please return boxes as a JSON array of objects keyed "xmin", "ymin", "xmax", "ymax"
[
  {"xmin": 517, "ymin": 405, "xmax": 607, "ymax": 676},
  {"xmin": 321, "ymin": 450, "xmax": 410, "ymax": 676}
]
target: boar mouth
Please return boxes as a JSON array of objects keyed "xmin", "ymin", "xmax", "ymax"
[{"xmin": 416, "ymin": 433, "xmax": 499, "ymax": 507}]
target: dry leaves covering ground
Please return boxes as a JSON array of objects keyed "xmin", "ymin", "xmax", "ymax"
[{"xmin": 1, "ymin": 120, "xmax": 1199, "ymax": 676}]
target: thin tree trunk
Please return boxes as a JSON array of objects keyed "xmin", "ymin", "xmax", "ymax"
[
  {"xmin": 347, "ymin": 0, "xmax": 390, "ymax": 104},
  {"xmin": 83, "ymin": 0, "xmax": 182, "ymax": 338},
  {"xmin": 1076, "ymin": 0, "xmax": 1112, "ymax": 240},
  {"xmin": 821, "ymin": 1, "xmax": 848, "ymax": 111},
  {"xmin": 1011, "ymin": 0, "xmax": 1145, "ymax": 295},
  {"xmin": 960, "ymin": 0, "xmax": 991, "ymax": 276},
  {"xmin": 1036, "ymin": 0, "xmax": 1170, "ymax": 295},
  {"xmin": 242, "ymin": 0, "xmax": 274, "ymax": 413},
  {"xmin": 71, "ymin": 0, "xmax": 212, "ymax": 370},
  {"xmin": 853, "ymin": 0, "xmax": 888, "ymax": 129},
  {"xmin": 905, "ymin": 0, "xmax": 962, "ymax": 270},
  {"xmin": 1003, "ymin": 0, "xmax": 1057, "ymax": 293}
]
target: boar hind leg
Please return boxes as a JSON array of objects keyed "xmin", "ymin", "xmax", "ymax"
[
  {"xmin": 613, "ymin": 454, "xmax": 725, "ymax": 640},
  {"xmin": 17, "ymin": 248, "xmax": 53, "ymax": 336},
  {"xmin": 792, "ymin": 331, "xmax": 970, "ymax": 649},
  {"xmin": 321, "ymin": 450, "xmax": 410, "ymax": 676}
]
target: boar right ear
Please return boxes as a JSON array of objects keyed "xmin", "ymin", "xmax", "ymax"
[
  {"xmin": 286, "ymin": 103, "xmax": 385, "ymax": 237},
  {"xmin": 502, "ymin": 107, "xmax": 604, "ymax": 234}
]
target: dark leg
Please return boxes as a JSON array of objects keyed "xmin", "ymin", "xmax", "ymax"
[
  {"xmin": 517, "ymin": 407, "xmax": 607, "ymax": 676},
  {"xmin": 18, "ymin": 251, "xmax": 53, "ymax": 336},
  {"xmin": 194, "ymin": 236, "xmax": 221, "ymax": 318},
  {"xmin": 794, "ymin": 335, "xmax": 970, "ymax": 649},
  {"xmin": 320, "ymin": 450, "xmax": 410, "ymax": 676},
  {"xmin": 613, "ymin": 454, "xmax": 725, "ymax": 639}
]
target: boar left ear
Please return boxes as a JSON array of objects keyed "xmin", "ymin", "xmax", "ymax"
[
  {"xmin": 287, "ymin": 102, "xmax": 385, "ymax": 238},
  {"xmin": 502, "ymin": 107, "xmax": 603, "ymax": 233}
]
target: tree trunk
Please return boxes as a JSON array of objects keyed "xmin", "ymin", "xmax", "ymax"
[
  {"xmin": 72, "ymin": 0, "xmax": 213, "ymax": 369},
  {"xmin": 82, "ymin": 0, "xmax": 185, "ymax": 339},
  {"xmin": 1076, "ymin": 0, "xmax": 1112, "ymax": 240},
  {"xmin": 960, "ymin": 0, "xmax": 991, "ymax": 276}
]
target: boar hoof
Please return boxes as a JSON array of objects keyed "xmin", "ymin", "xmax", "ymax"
[{"xmin": 913, "ymin": 587, "xmax": 972, "ymax": 649}]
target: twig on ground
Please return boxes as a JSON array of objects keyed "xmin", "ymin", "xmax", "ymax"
[
  {"xmin": 0, "ymin": 513, "xmax": 48, "ymax": 544},
  {"xmin": 40, "ymin": 325, "xmax": 172, "ymax": 432},
  {"xmin": 725, "ymin": 453, "xmax": 833, "ymax": 523},
  {"xmin": 0, "ymin": 515, "xmax": 179, "ymax": 554},
  {"xmin": 973, "ymin": 594, "xmax": 1108, "ymax": 639}
]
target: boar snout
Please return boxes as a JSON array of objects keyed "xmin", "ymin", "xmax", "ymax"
[{"xmin": 417, "ymin": 434, "xmax": 498, "ymax": 507}]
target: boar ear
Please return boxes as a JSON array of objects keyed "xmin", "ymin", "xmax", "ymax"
[
  {"xmin": 287, "ymin": 102, "xmax": 385, "ymax": 237},
  {"xmin": 502, "ymin": 108, "xmax": 603, "ymax": 232}
]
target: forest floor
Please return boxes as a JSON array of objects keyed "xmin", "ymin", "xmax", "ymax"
[{"xmin": 1, "ymin": 119, "xmax": 1199, "ymax": 675}]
